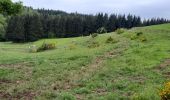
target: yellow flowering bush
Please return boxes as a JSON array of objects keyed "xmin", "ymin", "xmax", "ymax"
[{"xmin": 160, "ymin": 82, "xmax": 170, "ymax": 100}]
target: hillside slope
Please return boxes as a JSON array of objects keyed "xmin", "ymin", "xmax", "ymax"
[{"xmin": 0, "ymin": 24, "xmax": 170, "ymax": 99}]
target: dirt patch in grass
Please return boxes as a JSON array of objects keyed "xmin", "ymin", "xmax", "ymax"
[
  {"xmin": 0, "ymin": 62, "xmax": 33, "ymax": 69},
  {"xmin": 0, "ymin": 91, "xmax": 38, "ymax": 100},
  {"xmin": 129, "ymin": 76, "xmax": 146, "ymax": 84},
  {"xmin": 75, "ymin": 94, "xmax": 85, "ymax": 100},
  {"xmin": 156, "ymin": 59, "xmax": 170, "ymax": 70},
  {"xmin": 162, "ymin": 72, "xmax": 170, "ymax": 78},
  {"xmin": 0, "ymin": 79, "xmax": 12, "ymax": 84},
  {"xmin": 93, "ymin": 88, "xmax": 108, "ymax": 96},
  {"xmin": 154, "ymin": 59, "xmax": 170, "ymax": 78}
]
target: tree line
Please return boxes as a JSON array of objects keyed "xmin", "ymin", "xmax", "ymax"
[{"xmin": 4, "ymin": 8, "xmax": 170, "ymax": 42}]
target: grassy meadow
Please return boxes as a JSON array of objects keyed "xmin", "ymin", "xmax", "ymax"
[{"xmin": 0, "ymin": 24, "xmax": 170, "ymax": 100}]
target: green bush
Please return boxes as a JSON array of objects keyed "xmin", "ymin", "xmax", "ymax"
[
  {"xmin": 136, "ymin": 31, "xmax": 143, "ymax": 36},
  {"xmin": 87, "ymin": 40, "xmax": 100, "ymax": 48},
  {"xmin": 130, "ymin": 32, "xmax": 147, "ymax": 42},
  {"xmin": 37, "ymin": 42, "xmax": 56, "ymax": 52},
  {"xmin": 130, "ymin": 34, "xmax": 138, "ymax": 40},
  {"xmin": 91, "ymin": 33, "xmax": 98, "ymax": 38},
  {"xmin": 115, "ymin": 28, "xmax": 126, "ymax": 34},
  {"xmin": 97, "ymin": 27, "xmax": 107, "ymax": 34},
  {"xmin": 139, "ymin": 35, "xmax": 147, "ymax": 42},
  {"xmin": 105, "ymin": 36, "xmax": 118, "ymax": 44},
  {"xmin": 28, "ymin": 45, "xmax": 37, "ymax": 53}
]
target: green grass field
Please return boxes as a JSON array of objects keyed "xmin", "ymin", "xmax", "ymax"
[{"xmin": 0, "ymin": 24, "xmax": 170, "ymax": 100}]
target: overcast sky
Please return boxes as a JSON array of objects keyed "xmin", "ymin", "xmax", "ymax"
[{"xmin": 12, "ymin": 0, "xmax": 170, "ymax": 19}]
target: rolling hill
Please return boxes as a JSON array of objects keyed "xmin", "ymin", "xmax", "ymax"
[{"xmin": 0, "ymin": 23, "xmax": 170, "ymax": 99}]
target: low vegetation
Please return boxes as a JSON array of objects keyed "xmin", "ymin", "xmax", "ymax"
[
  {"xmin": 115, "ymin": 28, "xmax": 126, "ymax": 34},
  {"xmin": 0, "ymin": 23, "xmax": 170, "ymax": 99},
  {"xmin": 97, "ymin": 27, "xmax": 107, "ymax": 34},
  {"xmin": 105, "ymin": 36, "xmax": 118, "ymax": 44},
  {"xmin": 91, "ymin": 33, "xmax": 98, "ymax": 38},
  {"xmin": 37, "ymin": 41, "xmax": 56, "ymax": 52},
  {"xmin": 160, "ymin": 82, "xmax": 170, "ymax": 100}
]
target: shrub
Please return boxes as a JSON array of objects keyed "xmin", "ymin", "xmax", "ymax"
[
  {"xmin": 136, "ymin": 31, "xmax": 143, "ymax": 36},
  {"xmin": 139, "ymin": 36, "xmax": 147, "ymax": 42},
  {"xmin": 28, "ymin": 45, "xmax": 37, "ymax": 53},
  {"xmin": 97, "ymin": 27, "xmax": 107, "ymax": 34},
  {"xmin": 130, "ymin": 34, "xmax": 138, "ymax": 40},
  {"xmin": 130, "ymin": 32, "xmax": 147, "ymax": 42},
  {"xmin": 37, "ymin": 42, "xmax": 56, "ymax": 52},
  {"xmin": 160, "ymin": 82, "xmax": 170, "ymax": 100},
  {"xmin": 91, "ymin": 33, "xmax": 98, "ymax": 38},
  {"xmin": 87, "ymin": 41, "xmax": 100, "ymax": 48},
  {"xmin": 105, "ymin": 36, "xmax": 118, "ymax": 44},
  {"xmin": 115, "ymin": 28, "xmax": 126, "ymax": 34}
]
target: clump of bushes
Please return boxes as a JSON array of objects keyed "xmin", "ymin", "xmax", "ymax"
[
  {"xmin": 97, "ymin": 27, "xmax": 107, "ymax": 34},
  {"xmin": 130, "ymin": 34, "xmax": 138, "ymax": 40},
  {"xmin": 160, "ymin": 82, "xmax": 170, "ymax": 100},
  {"xmin": 91, "ymin": 33, "xmax": 98, "ymax": 38},
  {"xmin": 136, "ymin": 31, "xmax": 143, "ymax": 36},
  {"xmin": 130, "ymin": 31, "xmax": 147, "ymax": 42},
  {"xmin": 28, "ymin": 45, "xmax": 37, "ymax": 53},
  {"xmin": 115, "ymin": 28, "xmax": 126, "ymax": 34},
  {"xmin": 139, "ymin": 35, "xmax": 147, "ymax": 42},
  {"xmin": 105, "ymin": 36, "xmax": 118, "ymax": 44},
  {"xmin": 88, "ymin": 41, "xmax": 100, "ymax": 48},
  {"xmin": 37, "ymin": 41, "xmax": 56, "ymax": 52},
  {"xmin": 87, "ymin": 40, "xmax": 100, "ymax": 48}
]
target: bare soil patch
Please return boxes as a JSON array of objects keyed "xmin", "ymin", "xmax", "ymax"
[
  {"xmin": 156, "ymin": 59, "xmax": 170, "ymax": 70},
  {"xmin": 0, "ymin": 91, "xmax": 38, "ymax": 100}
]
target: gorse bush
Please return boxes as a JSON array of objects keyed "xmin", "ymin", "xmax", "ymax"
[
  {"xmin": 160, "ymin": 82, "xmax": 170, "ymax": 100},
  {"xmin": 105, "ymin": 36, "xmax": 118, "ymax": 44},
  {"xmin": 97, "ymin": 27, "xmax": 107, "ymax": 34},
  {"xmin": 87, "ymin": 40, "xmax": 100, "ymax": 48},
  {"xmin": 116, "ymin": 28, "xmax": 126, "ymax": 34},
  {"xmin": 88, "ymin": 41, "xmax": 100, "ymax": 48},
  {"xmin": 136, "ymin": 31, "xmax": 143, "ymax": 36},
  {"xmin": 37, "ymin": 41, "xmax": 56, "ymax": 52},
  {"xmin": 129, "ymin": 31, "xmax": 147, "ymax": 42},
  {"xmin": 91, "ymin": 33, "xmax": 98, "ymax": 38}
]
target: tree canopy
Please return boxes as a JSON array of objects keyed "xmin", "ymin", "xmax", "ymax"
[
  {"xmin": 0, "ymin": 0, "xmax": 23, "ymax": 15},
  {"xmin": 5, "ymin": 8, "xmax": 170, "ymax": 42}
]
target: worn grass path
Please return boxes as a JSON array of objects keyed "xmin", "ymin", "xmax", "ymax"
[{"xmin": 51, "ymin": 38, "xmax": 130, "ymax": 99}]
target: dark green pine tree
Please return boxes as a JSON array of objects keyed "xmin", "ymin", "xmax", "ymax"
[
  {"xmin": 126, "ymin": 14, "xmax": 133, "ymax": 28},
  {"xmin": 27, "ymin": 14, "xmax": 43, "ymax": 41},
  {"xmin": 107, "ymin": 14, "xmax": 117, "ymax": 32},
  {"xmin": 6, "ymin": 16, "xmax": 25, "ymax": 42}
]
